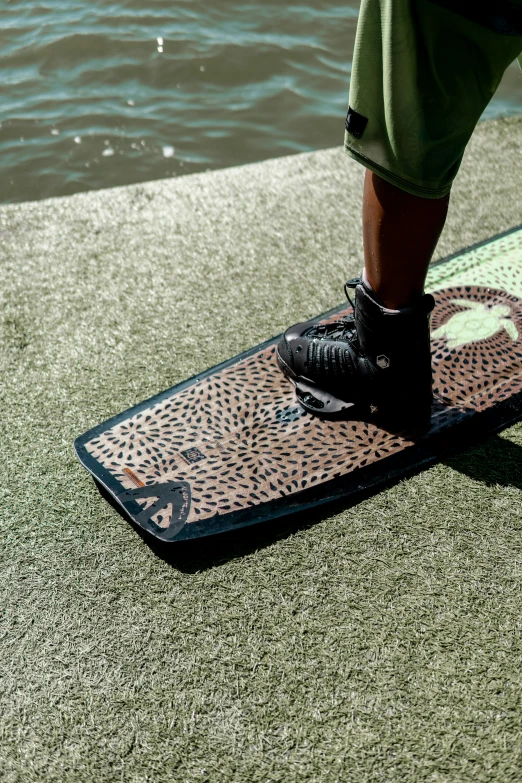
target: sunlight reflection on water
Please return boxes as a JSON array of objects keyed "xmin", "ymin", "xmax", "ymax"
[{"xmin": 1, "ymin": 0, "xmax": 521, "ymax": 203}]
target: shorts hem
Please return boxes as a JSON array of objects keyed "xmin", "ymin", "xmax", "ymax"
[{"xmin": 344, "ymin": 144, "xmax": 453, "ymax": 199}]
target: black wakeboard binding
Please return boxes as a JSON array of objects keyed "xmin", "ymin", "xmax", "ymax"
[{"xmin": 276, "ymin": 277, "xmax": 435, "ymax": 428}]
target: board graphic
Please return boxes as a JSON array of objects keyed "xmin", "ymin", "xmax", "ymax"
[{"xmin": 75, "ymin": 227, "xmax": 522, "ymax": 542}]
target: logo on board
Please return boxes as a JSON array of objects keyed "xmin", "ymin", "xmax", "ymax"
[{"xmin": 180, "ymin": 447, "xmax": 206, "ymax": 465}]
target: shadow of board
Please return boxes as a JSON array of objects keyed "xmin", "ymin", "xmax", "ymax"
[
  {"xmin": 443, "ymin": 430, "xmax": 522, "ymax": 491},
  {"xmin": 94, "ymin": 420, "xmax": 522, "ymax": 575}
]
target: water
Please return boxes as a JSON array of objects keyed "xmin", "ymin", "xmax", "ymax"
[{"xmin": 2, "ymin": 0, "xmax": 522, "ymax": 204}]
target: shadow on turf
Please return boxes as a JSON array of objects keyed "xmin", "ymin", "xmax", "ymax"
[
  {"xmin": 96, "ymin": 476, "xmax": 373, "ymax": 573},
  {"xmin": 95, "ymin": 432, "xmax": 522, "ymax": 574},
  {"xmin": 442, "ymin": 431, "xmax": 522, "ymax": 491}
]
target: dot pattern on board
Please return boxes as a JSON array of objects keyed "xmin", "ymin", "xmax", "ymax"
[{"xmin": 85, "ymin": 275, "xmax": 522, "ymax": 530}]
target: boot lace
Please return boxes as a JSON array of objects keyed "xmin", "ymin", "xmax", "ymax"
[{"xmin": 306, "ymin": 277, "xmax": 361, "ymax": 340}]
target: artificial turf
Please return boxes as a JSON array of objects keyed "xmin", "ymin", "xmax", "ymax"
[{"xmin": 1, "ymin": 117, "xmax": 522, "ymax": 782}]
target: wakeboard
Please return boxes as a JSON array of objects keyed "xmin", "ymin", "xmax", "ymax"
[{"xmin": 75, "ymin": 226, "xmax": 522, "ymax": 542}]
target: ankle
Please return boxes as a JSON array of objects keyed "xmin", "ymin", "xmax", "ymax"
[{"xmin": 363, "ymin": 268, "xmax": 422, "ymax": 310}]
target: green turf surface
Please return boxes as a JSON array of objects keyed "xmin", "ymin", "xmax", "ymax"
[{"xmin": 1, "ymin": 118, "xmax": 522, "ymax": 782}]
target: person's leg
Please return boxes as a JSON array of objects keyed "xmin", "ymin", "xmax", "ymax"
[
  {"xmin": 277, "ymin": 0, "xmax": 522, "ymax": 424},
  {"xmin": 363, "ymin": 171, "xmax": 450, "ymax": 310},
  {"xmin": 347, "ymin": 0, "xmax": 522, "ymax": 313}
]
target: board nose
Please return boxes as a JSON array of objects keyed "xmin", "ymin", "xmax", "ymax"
[{"xmin": 117, "ymin": 480, "xmax": 192, "ymax": 541}]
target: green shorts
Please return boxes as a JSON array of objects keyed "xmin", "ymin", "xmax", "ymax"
[{"xmin": 344, "ymin": 0, "xmax": 522, "ymax": 198}]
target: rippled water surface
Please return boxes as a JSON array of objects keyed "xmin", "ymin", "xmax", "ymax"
[{"xmin": 3, "ymin": 0, "xmax": 522, "ymax": 203}]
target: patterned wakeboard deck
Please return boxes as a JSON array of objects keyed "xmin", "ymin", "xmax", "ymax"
[{"xmin": 75, "ymin": 226, "xmax": 522, "ymax": 542}]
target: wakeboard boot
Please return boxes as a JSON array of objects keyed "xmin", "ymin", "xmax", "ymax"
[{"xmin": 276, "ymin": 277, "xmax": 435, "ymax": 430}]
